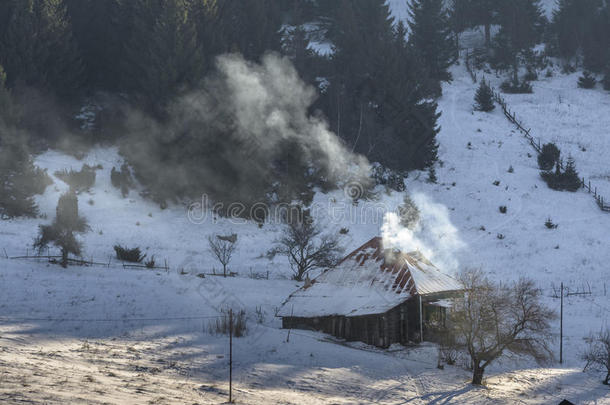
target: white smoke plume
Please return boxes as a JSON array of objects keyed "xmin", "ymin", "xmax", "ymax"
[
  {"xmin": 122, "ymin": 52, "xmax": 371, "ymax": 205},
  {"xmin": 381, "ymin": 192, "xmax": 465, "ymax": 272}
]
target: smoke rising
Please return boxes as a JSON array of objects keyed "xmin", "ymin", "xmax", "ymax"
[
  {"xmin": 382, "ymin": 192, "xmax": 465, "ymax": 272},
  {"xmin": 122, "ymin": 53, "xmax": 371, "ymax": 209}
]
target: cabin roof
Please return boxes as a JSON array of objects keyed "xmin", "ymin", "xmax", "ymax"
[{"xmin": 277, "ymin": 237, "xmax": 461, "ymax": 318}]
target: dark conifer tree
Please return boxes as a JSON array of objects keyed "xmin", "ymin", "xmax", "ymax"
[
  {"xmin": 34, "ymin": 190, "xmax": 88, "ymax": 267},
  {"xmin": 493, "ymin": 0, "xmax": 545, "ymax": 83},
  {"xmin": 323, "ymin": 0, "xmax": 439, "ymax": 172},
  {"xmin": 474, "ymin": 79, "xmax": 495, "ymax": 112},
  {"xmin": 122, "ymin": 0, "xmax": 203, "ymax": 116},
  {"xmin": 408, "ymin": 0, "xmax": 454, "ymax": 84},
  {"xmin": 0, "ymin": 66, "xmax": 51, "ymax": 218},
  {"xmin": 562, "ymin": 156, "xmax": 581, "ymax": 192},
  {"xmin": 583, "ymin": 2, "xmax": 610, "ymax": 73},
  {"xmin": 468, "ymin": 0, "xmax": 496, "ymax": 49},
  {"xmin": 213, "ymin": 0, "xmax": 282, "ymax": 61},
  {"xmin": 550, "ymin": 0, "xmax": 597, "ymax": 60},
  {"xmin": 65, "ymin": 0, "xmax": 123, "ymax": 90},
  {"xmin": 0, "ymin": 0, "xmax": 83, "ymax": 97}
]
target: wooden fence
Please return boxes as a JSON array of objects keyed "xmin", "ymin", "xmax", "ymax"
[{"xmin": 464, "ymin": 50, "xmax": 610, "ymax": 212}]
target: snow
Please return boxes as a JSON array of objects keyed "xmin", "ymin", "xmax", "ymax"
[{"xmin": 2, "ymin": 34, "xmax": 610, "ymax": 403}]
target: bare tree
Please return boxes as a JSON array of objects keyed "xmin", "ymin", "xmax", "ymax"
[
  {"xmin": 448, "ymin": 269, "xmax": 555, "ymax": 385},
  {"xmin": 269, "ymin": 214, "xmax": 343, "ymax": 281},
  {"xmin": 208, "ymin": 233, "xmax": 238, "ymax": 277},
  {"xmin": 583, "ymin": 329, "xmax": 610, "ymax": 385}
]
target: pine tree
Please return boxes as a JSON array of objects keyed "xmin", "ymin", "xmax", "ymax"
[
  {"xmin": 34, "ymin": 191, "xmax": 88, "ymax": 267},
  {"xmin": 0, "ymin": 67, "xmax": 50, "ymax": 218},
  {"xmin": 323, "ymin": 1, "xmax": 439, "ymax": 172},
  {"xmin": 468, "ymin": 0, "xmax": 496, "ymax": 49},
  {"xmin": 65, "ymin": 0, "xmax": 123, "ymax": 90},
  {"xmin": 408, "ymin": 0, "xmax": 455, "ymax": 84},
  {"xmin": 550, "ymin": 0, "xmax": 598, "ymax": 60},
  {"xmin": 122, "ymin": 0, "xmax": 203, "ymax": 116},
  {"xmin": 493, "ymin": 0, "xmax": 545, "ymax": 84},
  {"xmin": 562, "ymin": 156, "xmax": 581, "ymax": 192},
  {"xmin": 583, "ymin": 1, "xmax": 610, "ymax": 73},
  {"xmin": 474, "ymin": 79, "xmax": 495, "ymax": 112},
  {"xmin": 0, "ymin": 0, "xmax": 83, "ymax": 97}
]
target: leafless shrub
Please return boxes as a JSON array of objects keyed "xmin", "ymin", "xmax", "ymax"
[
  {"xmin": 448, "ymin": 269, "xmax": 555, "ymax": 385},
  {"xmin": 582, "ymin": 329, "xmax": 610, "ymax": 385},
  {"xmin": 208, "ymin": 233, "xmax": 238, "ymax": 277}
]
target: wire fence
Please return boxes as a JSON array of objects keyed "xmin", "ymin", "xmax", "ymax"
[{"xmin": 465, "ymin": 49, "xmax": 610, "ymax": 212}]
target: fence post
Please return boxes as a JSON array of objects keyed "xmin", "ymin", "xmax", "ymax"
[
  {"xmin": 560, "ymin": 282, "xmax": 563, "ymax": 364},
  {"xmin": 229, "ymin": 308, "xmax": 233, "ymax": 403}
]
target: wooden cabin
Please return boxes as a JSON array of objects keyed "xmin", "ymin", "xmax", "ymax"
[{"xmin": 277, "ymin": 237, "xmax": 461, "ymax": 348}]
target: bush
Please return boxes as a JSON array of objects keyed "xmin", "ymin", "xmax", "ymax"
[
  {"xmin": 54, "ymin": 164, "xmax": 96, "ymax": 192},
  {"xmin": 114, "ymin": 245, "xmax": 146, "ymax": 263},
  {"xmin": 537, "ymin": 143, "xmax": 560, "ymax": 171},
  {"xmin": 500, "ymin": 79, "xmax": 533, "ymax": 94},
  {"xmin": 474, "ymin": 79, "xmax": 495, "ymax": 112},
  {"xmin": 110, "ymin": 163, "xmax": 134, "ymax": 197},
  {"xmin": 578, "ymin": 71, "xmax": 596, "ymax": 89},
  {"xmin": 545, "ymin": 218, "xmax": 558, "ymax": 229},
  {"xmin": 499, "ymin": 206, "xmax": 507, "ymax": 214}
]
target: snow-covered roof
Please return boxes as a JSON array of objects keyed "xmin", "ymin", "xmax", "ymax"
[{"xmin": 278, "ymin": 237, "xmax": 461, "ymax": 318}]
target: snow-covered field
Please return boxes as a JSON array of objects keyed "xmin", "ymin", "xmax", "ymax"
[{"xmin": 2, "ymin": 10, "xmax": 610, "ymax": 401}]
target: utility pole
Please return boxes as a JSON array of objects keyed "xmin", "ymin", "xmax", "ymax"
[
  {"xmin": 419, "ymin": 295, "xmax": 423, "ymax": 343},
  {"xmin": 560, "ymin": 282, "xmax": 563, "ymax": 364},
  {"xmin": 229, "ymin": 308, "xmax": 233, "ymax": 403}
]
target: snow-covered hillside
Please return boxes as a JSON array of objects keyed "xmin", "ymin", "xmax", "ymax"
[{"xmin": 2, "ymin": 55, "xmax": 610, "ymax": 404}]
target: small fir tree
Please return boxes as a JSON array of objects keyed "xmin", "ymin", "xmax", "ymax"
[
  {"xmin": 474, "ymin": 79, "xmax": 495, "ymax": 112},
  {"xmin": 578, "ymin": 71, "xmax": 597, "ymax": 89},
  {"xmin": 34, "ymin": 191, "xmax": 88, "ymax": 267},
  {"xmin": 562, "ymin": 156, "xmax": 581, "ymax": 191}
]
